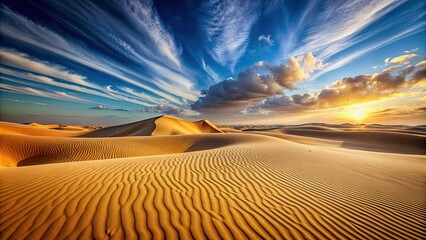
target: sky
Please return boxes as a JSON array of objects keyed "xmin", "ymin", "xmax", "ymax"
[{"xmin": 0, "ymin": 0, "xmax": 425, "ymax": 126}]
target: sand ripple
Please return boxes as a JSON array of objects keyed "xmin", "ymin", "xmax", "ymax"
[{"xmin": 1, "ymin": 136, "xmax": 425, "ymax": 239}]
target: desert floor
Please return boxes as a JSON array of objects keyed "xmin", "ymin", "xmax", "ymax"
[{"xmin": 1, "ymin": 116, "xmax": 425, "ymax": 239}]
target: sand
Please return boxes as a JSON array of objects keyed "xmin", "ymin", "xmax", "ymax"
[
  {"xmin": 1, "ymin": 116, "xmax": 425, "ymax": 239},
  {"xmin": 83, "ymin": 115, "xmax": 222, "ymax": 137},
  {"xmin": 0, "ymin": 122, "xmax": 90, "ymax": 137}
]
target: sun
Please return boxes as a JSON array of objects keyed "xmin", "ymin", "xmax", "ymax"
[{"xmin": 349, "ymin": 109, "xmax": 366, "ymax": 121}]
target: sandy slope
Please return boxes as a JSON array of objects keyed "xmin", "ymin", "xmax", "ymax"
[
  {"xmin": 83, "ymin": 115, "xmax": 222, "ymax": 137},
  {"xmin": 0, "ymin": 122, "xmax": 88, "ymax": 137},
  {"xmin": 0, "ymin": 134, "xmax": 255, "ymax": 167},
  {"xmin": 0, "ymin": 117, "xmax": 425, "ymax": 239},
  {"xmin": 254, "ymin": 127, "xmax": 426, "ymax": 155},
  {"xmin": 28, "ymin": 123, "xmax": 100, "ymax": 131}
]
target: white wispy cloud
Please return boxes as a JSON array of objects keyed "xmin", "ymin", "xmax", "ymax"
[
  {"xmin": 118, "ymin": 87, "xmax": 166, "ymax": 106},
  {"xmin": 0, "ymin": 83, "xmax": 90, "ymax": 103},
  {"xmin": 105, "ymin": 85, "xmax": 156, "ymax": 107},
  {"xmin": 0, "ymin": 5, "xmax": 196, "ymax": 107},
  {"xmin": 0, "ymin": 66, "xmax": 114, "ymax": 100},
  {"xmin": 200, "ymin": 0, "xmax": 261, "ymax": 70},
  {"xmin": 294, "ymin": 0, "xmax": 403, "ymax": 59},
  {"xmin": 118, "ymin": 0, "xmax": 182, "ymax": 67},
  {"xmin": 1, "ymin": 98, "xmax": 48, "ymax": 106},
  {"xmin": 0, "ymin": 49, "xmax": 97, "ymax": 89},
  {"xmin": 258, "ymin": 34, "xmax": 274, "ymax": 46},
  {"xmin": 385, "ymin": 57, "xmax": 391, "ymax": 64},
  {"xmin": 311, "ymin": 21, "xmax": 425, "ymax": 80},
  {"xmin": 201, "ymin": 58, "xmax": 221, "ymax": 84},
  {"xmin": 404, "ymin": 48, "xmax": 419, "ymax": 53}
]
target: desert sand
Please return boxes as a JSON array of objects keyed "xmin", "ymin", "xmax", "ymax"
[{"xmin": 0, "ymin": 116, "xmax": 425, "ymax": 239}]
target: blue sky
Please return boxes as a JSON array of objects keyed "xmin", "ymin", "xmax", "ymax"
[{"xmin": 0, "ymin": 0, "xmax": 425, "ymax": 125}]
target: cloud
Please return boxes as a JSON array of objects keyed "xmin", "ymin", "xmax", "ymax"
[
  {"xmin": 0, "ymin": 83, "xmax": 90, "ymax": 103},
  {"xmin": 293, "ymin": 0, "xmax": 403, "ymax": 59},
  {"xmin": 384, "ymin": 57, "xmax": 391, "ymax": 64},
  {"xmin": 0, "ymin": 49, "xmax": 96, "ymax": 89},
  {"xmin": 399, "ymin": 65, "xmax": 416, "ymax": 77},
  {"xmin": 0, "ymin": 5, "xmax": 196, "ymax": 107},
  {"xmin": 1, "ymin": 98, "xmax": 48, "ymax": 106},
  {"xmin": 369, "ymin": 106, "xmax": 426, "ymax": 119},
  {"xmin": 382, "ymin": 65, "xmax": 401, "ymax": 73},
  {"xmin": 290, "ymin": 1, "xmax": 426, "ymax": 80},
  {"xmin": 201, "ymin": 58, "xmax": 221, "ymax": 84},
  {"xmin": 0, "ymin": 66, "xmax": 116, "ymax": 100},
  {"xmin": 247, "ymin": 64, "xmax": 426, "ymax": 113},
  {"xmin": 199, "ymin": 0, "xmax": 261, "ymax": 69},
  {"xmin": 105, "ymin": 85, "xmax": 155, "ymax": 107},
  {"xmin": 90, "ymin": 105, "xmax": 129, "ymax": 112},
  {"xmin": 410, "ymin": 68, "xmax": 426, "ymax": 85},
  {"xmin": 192, "ymin": 53, "xmax": 322, "ymax": 111},
  {"xmin": 118, "ymin": 0, "xmax": 181, "ymax": 67},
  {"xmin": 404, "ymin": 48, "xmax": 419, "ymax": 54},
  {"xmin": 258, "ymin": 35, "xmax": 274, "ymax": 46},
  {"xmin": 144, "ymin": 104, "xmax": 198, "ymax": 117},
  {"xmin": 415, "ymin": 60, "xmax": 426, "ymax": 68},
  {"xmin": 118, "ymin": 87, "xmax": 164, "ymax": 106},
  {"xmin": 310, "ymin": 22, "xmax": 425, "ymax": 80},
  {"xmin": 390, "ymin": 54, "xmax": 419, "ymax": 64},
  {"xmin": 297, "ymin": 52, "xmax": 324, "ymax": 73}
]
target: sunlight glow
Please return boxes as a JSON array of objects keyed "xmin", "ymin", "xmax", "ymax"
[{"xmin": 349, "ymin": 109, "xmax": 366, "ymax": 121}]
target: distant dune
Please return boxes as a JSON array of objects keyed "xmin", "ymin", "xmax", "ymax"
[
  {"xmin": 1, "ymin": 117, "xmax": 425, "ymax": 239},
  {"xmin": 274, "ymin": 127, "xmax": 425, "ymax": 154},
  {"xmin": 0, "ymin": 121, "xmax": 89, "ymax": 137}
]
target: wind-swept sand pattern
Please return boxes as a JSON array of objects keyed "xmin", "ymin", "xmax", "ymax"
[
  {"xmin": 0, "ymin": 134, "xmax": 258, "ymax": 167},
  {"xmin": 1, "ymin": 117, "xmax": 425, "ymax": 239},
  {"xmin": 1, "ymin": 134, "xmax": 425, "ymax": 239}
]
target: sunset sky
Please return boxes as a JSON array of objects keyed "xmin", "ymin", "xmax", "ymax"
[{"xmin": 0, "ymin": 0, "xmax": 425, "ymax": 126}]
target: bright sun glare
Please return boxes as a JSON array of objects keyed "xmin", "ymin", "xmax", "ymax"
[{"xmin": 350, "ymin": 109, "xmax": 366, "ymax": 121}]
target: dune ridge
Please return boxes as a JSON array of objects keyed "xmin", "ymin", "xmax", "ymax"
[{"xmin": 83, "ymin": 115, "xmax": 223, "ymax": 137}]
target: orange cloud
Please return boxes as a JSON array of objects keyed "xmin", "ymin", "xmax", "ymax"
[
  {"xmin": 415, "ymin": 60, "xmax": 426, "ymax": 67},
  {"xmin": 390, "ymin": 54, "xmax": 419, "ymax": 64},
  {"xmin": 246, "ymin": 65, "xmax": 426, "ymax": 113}
]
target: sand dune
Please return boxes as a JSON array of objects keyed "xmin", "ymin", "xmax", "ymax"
[
  {"xmin": 0, "ymin": 122, "xmax": 89, "ymax": 137},
  {"xmin": 1, "ymin": 117, "xmax": 425, "ymax": 239},
  {"xmin": 278, "ymin": 127, "xmax": 426, "ymax": 154},
  {"xmin": 28, "ymin": 123, "xmax": 100, "ymax": 131},
  {"xmin": 83, "ymin": 115, "xmax": 222, "ymax": 137},
  {"xmin": 1, "ymin": 134, "xmax": 425, "ymax": 239},
  {"xmin": 0, "ymin": 133, "xmax": 259, "ymax": 167}
]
